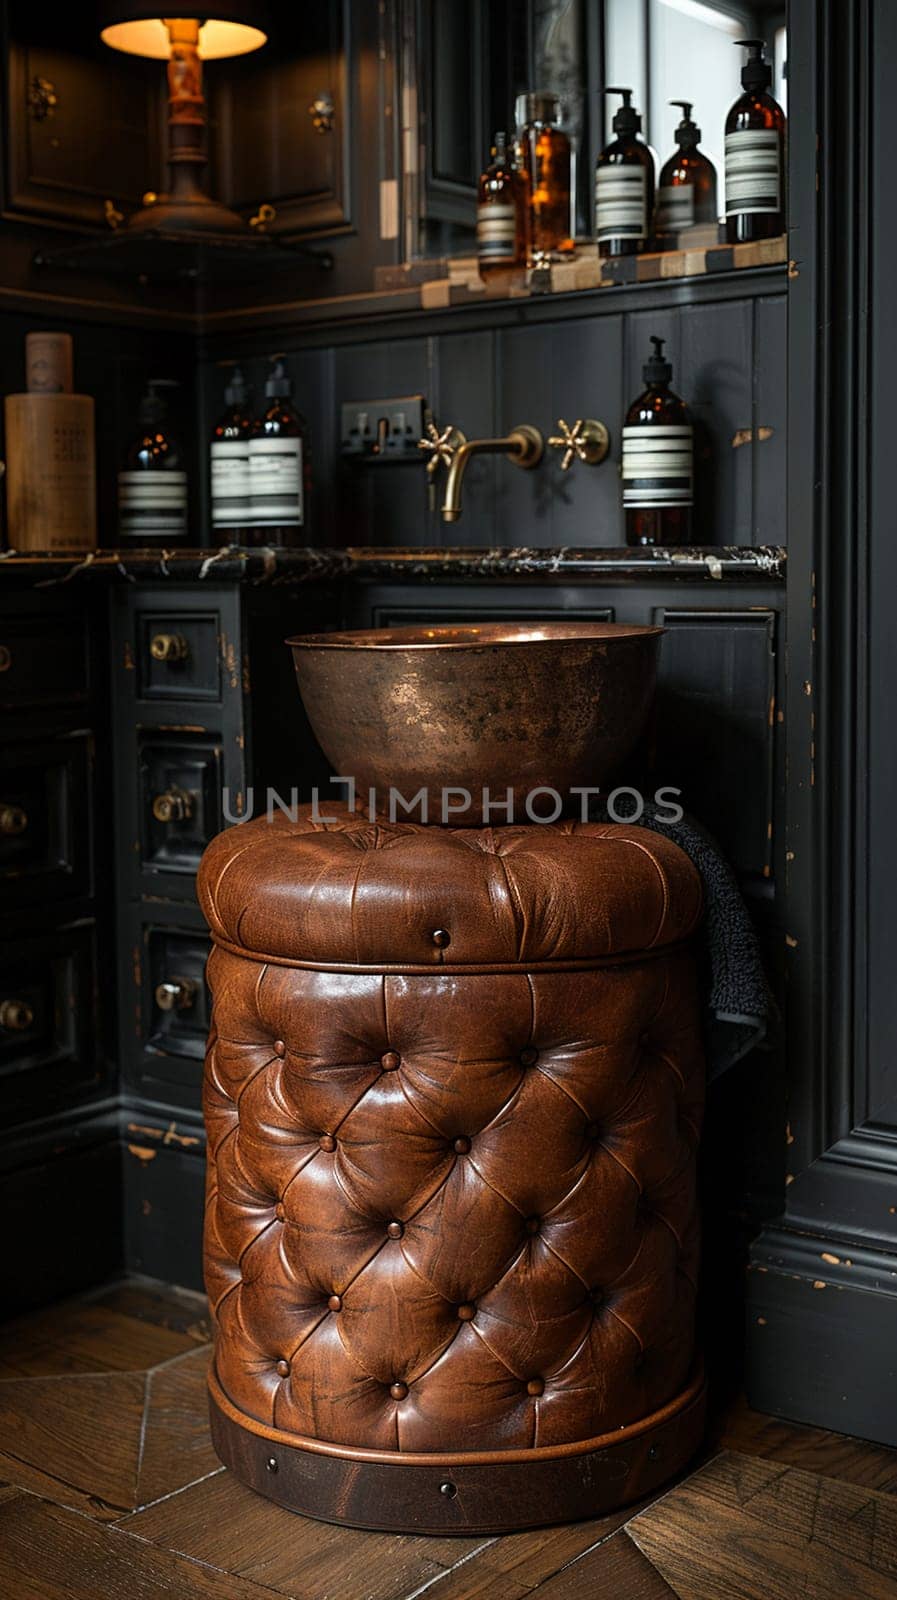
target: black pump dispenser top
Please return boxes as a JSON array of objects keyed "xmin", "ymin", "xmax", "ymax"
[
  {"xmin": 736, "ymin": 38, "xmax": 772, "ymax": 92},
  {"xmin": 224, "ymin": 365, "xmax": 249, "ymax": 407},
  {"xmin": 604, "ymin": 87, "xmax": 640, "ymax": 136},
  {"xmin": 670, "ymin": 100, "xmax": 701, "ymax": 146},
  {"xmin": 138, "ymin": 378, "xmax": 177, "ymax": 427},
  {"xmin": 643, "ymin": 337, "xmax": 672, "ymax": 387},
  {"xmin": 265, "ymin": 356, "xmax": 293, "ymax": 400}
]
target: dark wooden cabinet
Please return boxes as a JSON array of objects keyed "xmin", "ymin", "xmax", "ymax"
[{"xmin": 2, "ymin": 15, "xmax": 162, "ymax": 229}]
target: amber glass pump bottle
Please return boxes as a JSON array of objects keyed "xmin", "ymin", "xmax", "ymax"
[
  {"xmin": 595, "ymin": 88, "xmax": 654, "ymax": 257},
  {"xmin": 622, "ymin": 337, "xmax": 693, "ymax": 548},
  {"xmin": 656, "ymin": 101, "xmax": 718, "ymax": 239},
  {"xmin": 247, "ymin": 357, "xmax": 311, "ymax": 547},
  {"xmin": 477, "ymin": 131, "xmax": 528, "ymax": 281},
  {"xmin": 724, "ymin": 38, "xmax": 786, "ymax": 242}
]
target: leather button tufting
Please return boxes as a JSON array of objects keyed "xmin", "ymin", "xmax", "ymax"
[
  {"xmin": 318, "ymin": 1134, "xmax": 337, "ymax": 1152},
  {"xmin": 457, "ymin": 1302, "xmax": 476, "ymax": 1320},
  {"xmin": 524, "ymin": 1215, "xmax": 541, "ymax": 1235},
  {"xmin": 431, "ymin": 928, "xmax": 451, "ymax": 948},
  {"xmin": 276, "ymin": 1359, "xmax": 290, "ymax": 1377},
  {"xmin": 586, "ymin": 1121, "xmax": 602, "ymax": 1140},
  {"xmin": 273, "ymin": 1040, "xmax": 285, "ymax": 1058},
  {"xmin": 387, "ymin": 1220, "xmax": 404, "ymax": 1239},
  {"xmin": 390, "ymin": 1381, "xmax": 408, "ymax": 1400},
  {"xmin": 275, "ymin": 1203, "xmax": 286, "ymax": 1222},
  {"xmin": 381, "ymin": 1050, "xmax": 401, "ymax": 1070},
  {"xmin": 327, "ymin": 1294, "xmax": 343, "ymax": 1312},
  {"xmin": 520, "ymin": 1047, "xmax": 538, "ymax": 1066},
  {"xmin": 526, "ymin": 1377, "xmax": 545, "ymax": 1397},
  {"xmin": 453, "ymin": 1135, "xmax": 471, "ymax": 1154}
]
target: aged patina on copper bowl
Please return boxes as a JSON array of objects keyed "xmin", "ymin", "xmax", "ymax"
[{"xmin": 288, "ymin": 621, "xmax": 663, "ymax": 824}]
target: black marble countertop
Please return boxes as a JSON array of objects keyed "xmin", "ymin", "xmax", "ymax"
[{"xmin": 0, "ymin": 545, "xmax": 786, "ymax": 586}]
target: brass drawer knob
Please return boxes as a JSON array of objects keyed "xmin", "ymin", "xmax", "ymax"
[
  {"xmin": 154, "ymin": 978, "xmax": 198, "ymax": 1013},
  {"xmin": 0, "ymin": 998, "xmax": 34, "ymax": 1031},
  {"xmin": 152, "ymin": 787, "xmax": 194, "ymax": 824},
  {"xmin": 150, "ymin": 632, "xmax": 189, "ymax": 663},
  {"xmin": 0, "ymin": 804, "xmax": 27, "ymax": 836}
]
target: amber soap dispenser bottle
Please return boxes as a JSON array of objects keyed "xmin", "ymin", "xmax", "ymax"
[
  {"xmin": 477, "ymin": 131, "xmax": 528, "ymax": 281},
  {"xmin": 248, "ymin": 356, "xmax": 310, "ymax": 546},
  {"xmin": 595, "ymin": 88, "xmax": 654, "ymax": 258},
  {"xmin": 656, "ymin": 101, "xmax": 718, "ymax": 239},
  {"xmin": 622, "ymin": 337, "xmax": 693, "ymax": 548},
  {"xmin": 724, "ymin": 38, "xmax": 786, "ymax": 242}
]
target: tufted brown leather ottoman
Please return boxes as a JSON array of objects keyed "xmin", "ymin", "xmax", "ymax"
[{"xmin": 197, "ymin": 805, "xmax": 706, "ymax": 1534}]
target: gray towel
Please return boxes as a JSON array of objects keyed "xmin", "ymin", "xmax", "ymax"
[{"xmin": 589, "ymin": 797, "xmax": 780, "ymax": 1080}]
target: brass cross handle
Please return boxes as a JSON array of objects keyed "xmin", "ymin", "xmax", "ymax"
[
  {"xmin": 548, "ymin": 418, "xmax": 610, "ymax": 470},
  {"xmin": 418, "ymin": 421, "xmax": 467, "ymax": 480}
]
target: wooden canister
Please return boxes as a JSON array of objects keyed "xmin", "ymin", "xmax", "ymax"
[{"xmin": 4, "ymin": 393, "xmax": 97, "ymax": 553}]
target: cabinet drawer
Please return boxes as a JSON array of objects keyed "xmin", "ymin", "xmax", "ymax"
[
  {"xmin": 0, "ymin": 614, "xmax": 89, "ymax": 709},
  {"xmin": 0, "ymin": 733, "xmax": 92, "ymax": 905},
  {"xmin": 136, "ymin": 610, "xmax": 223, "ymax": 702},
  {"xmin": 139, "ymin": 733, "xmax": 223, "ymax": 876},
  {"xmin": 0, "ymin": 921, "xmax": 98, "ymax": 1119},
  {"xmin": 124, "ymin": 912, "xmax": 211, "ymax": 1112}
]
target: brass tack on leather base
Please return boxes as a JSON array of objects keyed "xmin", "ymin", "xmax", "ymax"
[{"xmin": 208, "ymin": 1367, "xmax": 706, "ymax": 1535}]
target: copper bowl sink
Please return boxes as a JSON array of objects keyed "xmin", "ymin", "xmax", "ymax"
[{"xmin": 288, "ymin": 621, "xmax": 663, "ymax": 825}]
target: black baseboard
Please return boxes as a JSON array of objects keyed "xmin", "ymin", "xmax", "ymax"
[{"xmin": 747, "ymin": 1224, "xmax": 897, "ymax": 1447}]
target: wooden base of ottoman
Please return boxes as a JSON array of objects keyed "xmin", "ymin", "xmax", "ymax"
[{"xmin": 208, "ymin": 1364, "xmax": 706, "ymax": 1535}]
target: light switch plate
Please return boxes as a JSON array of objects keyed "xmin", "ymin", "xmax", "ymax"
[{"xmin": 340, "ymin": 394, "xmax": 426, "ymax": 460}]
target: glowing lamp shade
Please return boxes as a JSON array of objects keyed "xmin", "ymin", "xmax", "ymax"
[
  {"xmin": 101, "ymin": 17, "xmax": 267, "ymax": 60},
  {"xmin": 98, "ymin": 3, "xmax": 269, "ymax": 234}
]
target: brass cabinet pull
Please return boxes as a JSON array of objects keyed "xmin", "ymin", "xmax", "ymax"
[
  {"xmin": 150, "ymin": 632, "xmax": 189, "ymax": 663},
  {"xmin": 0, "ymin": 999, "xmax": 34, "ymax": 1031},
  {"xmin": 0, "ymin": 805, "xmax": 27, "ymax": 836},
  {"xmin": 547, "ymin": 418, "xmax": 610, "ymax": 470},
  {"xmin": 155, "ymin": 978, "xmax": 198, "ymax": 1013},
  {"xmin": 152, "ymin": 787, "xmax": 194, "ymax": 824}
]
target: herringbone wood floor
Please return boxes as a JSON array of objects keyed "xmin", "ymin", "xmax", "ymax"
[{"xmin": 1, "ymin": 1278, "xmax": 896, "ymax": 1599}]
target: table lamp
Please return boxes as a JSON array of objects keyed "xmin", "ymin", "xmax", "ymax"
[{"xmin": 99, "ymin": 4, "xmax": 269, "ymax": 234}]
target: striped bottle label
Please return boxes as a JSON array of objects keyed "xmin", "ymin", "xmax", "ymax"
[
  {"xmin": 595, "ymin": 164, "xmax": 648, "ymax": 242},
  {"xmin": 249, "ymin": 437, "xmax": 303, "ymax": 527},
  {"xmin": 477, "ymin": 201, "xmax": 517, "ymax": 262},
  {"xmin": 622, "ymin": 424, "xmax": 693, "ymax": 508},
  {"xmin": 211, "ymin": 440, "xmax": 251, "ymax": 530},
  {"xmin": 656, "ymin": 183, "xmax": 695, "ymax": 232},
  {"xmin": 724, "ymin": 128, "xmax": 781, "ymax": 216},
  {"xmin": 118, "ymin": 470, "xmax": 188, "ymax": 539}
]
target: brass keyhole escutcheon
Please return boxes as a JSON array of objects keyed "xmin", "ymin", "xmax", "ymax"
[
  {"xmin": 150, "ymin": 632, "xmax": 189, "ymax": 663},
  {"xmin": 0, "ymin": 999, "xmax": 34, "ymax": 1032},
  {"xmin": 0, "ymin": 805, "xmax": 27, "ymax": 836},
  {"xmin": 154, "ymin": 978, "xmax": 198, "ymax": 1013},
  {"xmin": 152, "ymin": 787, "xmax": 194, "ymax": 825}
]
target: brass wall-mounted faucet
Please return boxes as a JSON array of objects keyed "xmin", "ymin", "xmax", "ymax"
[
  {"xmin": 419, "ymin": 413, "xmax": 608, "ymax": 522},
  {"xmin": 440, "ymin": 426, "xmax": 544, "ymax": 522}
]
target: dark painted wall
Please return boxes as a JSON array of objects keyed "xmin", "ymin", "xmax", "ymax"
[{"xmin": 197, "ymin": 286, "xmax": 786, "ymax": 551}]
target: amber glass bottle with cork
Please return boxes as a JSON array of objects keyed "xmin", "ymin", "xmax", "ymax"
[{"xmin": 515, "ymin": 93, "xmax": 572, "ymax": 263}]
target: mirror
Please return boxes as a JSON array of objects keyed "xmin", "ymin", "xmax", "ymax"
[{"xmin": 405, "ymin": 0, "xmax": 787, "ymax": 262}]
